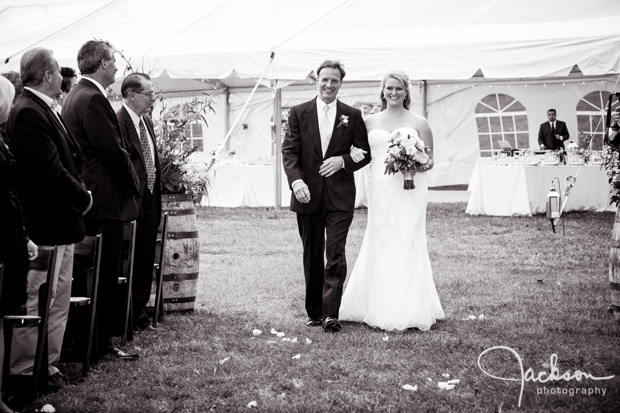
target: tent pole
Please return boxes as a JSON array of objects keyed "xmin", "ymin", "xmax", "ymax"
[
  {"xmin": 273, "ymin": 82, "xmax": 282, "ymax": 210},
  {"xmin": 421, "ymin": 80, "xmax": 428, "ymax": 119},
  {"xmin": 224, "ymin": 88, "xmax": 230, "ymax": 151}
]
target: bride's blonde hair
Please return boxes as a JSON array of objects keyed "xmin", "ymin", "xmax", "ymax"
[{"xmin": 380, "ymin": 70, "xmax": 411, "ymax": 111}]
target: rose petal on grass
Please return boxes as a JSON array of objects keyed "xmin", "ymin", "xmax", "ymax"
[
  {"xmin": 281, "ymin": 338, "xmax": 291, "ymax": 342},
  {"xmin": 427, "ymin": 378, "xmax": 433, "ymax": 382},
  {"xmin": 291, "ymin": 337, "xmax": 298, "ymax": 343},
  {"xmin": 276, "ymin": 332, "xmax": 286, "ymax": 338},
  {"xmin": 468, "ymin": 315, "xmax": 477, "ymax": 320},
  {"xmin": 219, "ymin": 357, "xmax": 230, "ymax": 365},
  {"xmin": 247, "ymin": 400, "xmax": 258, "ymax": 408},
  {"xmin": 193, "ymin": 368, "xmax": 200, "ymax": 375},
  {"xmin": 478, "ymin": 314, "xmax": 486, "ymax": 321},
  {"xmin": 270, "ymin": 328, "xmax": 278, "ymax": 334},
  {"xmin": 442, "ymin": 373, "xmax": 450, "ymax": 378},
  {"xmin": 382, "ymin": 336, "xmax": 389, "ymax": 341},
  {"xmin": 40, "ymin": 404, "xmax": 56, "ymax": 413},
  {"xmin": 292, "ymin": 354, "xmax": 301, "ymax": 360},
  {"xmin": 305, "ymin": 338, "xmax": 312, "ymax": 345},
  {"xmin": 447, "ymin": 379, "xmax": 460, "ymax": 384},
  {"xmin": 252, "ymin": 329, "xmax": 262, "ymax": 336},
  {"xmin": 402, "ymin": 384, "xmax": 417, "ymax": 391}
]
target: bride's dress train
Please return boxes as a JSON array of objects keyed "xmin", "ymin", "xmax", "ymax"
[{"xmin": 339, "ymin": 127, "xmax": 444, "ymax": 331}]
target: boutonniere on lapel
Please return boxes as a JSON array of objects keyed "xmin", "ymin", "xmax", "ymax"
[{"xmin": 337, "ymin": 115, "xmax": 349, "ymax": 128}]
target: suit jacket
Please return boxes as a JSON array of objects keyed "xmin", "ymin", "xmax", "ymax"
[
  {"xmin": 282, "ymin": 98, "xmax": 371, "ymax": 213},
  {"xmin": 6, "ymin": 89, "xmax": 90, "ymax": 245},
  {"xmin": 538, "ymin": 120, "xmax": 569, "ymax": 150},
  {"xmin": 62, "ymin": 79, "xmax": 139, "ymax": 221},
  {"xmin": 116, "ymin": 106, "xmax": 162, "ymax": 218}
]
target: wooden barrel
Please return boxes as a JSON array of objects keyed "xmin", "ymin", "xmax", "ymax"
[
  {"xmin": 610, "ymin": 208, "xmax": 620, "ymax": 321},
  {"xmin": 158, "ymin": 193, "xmax": 200, "ymax": 312}
]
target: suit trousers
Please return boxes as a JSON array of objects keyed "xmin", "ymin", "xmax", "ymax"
[
  {"xmin": 10, "ymin": 244, "xmax": 73, "ymax": 376},
  {"xmin": 86, "ymin": 219, "xmax": 123, "ymax": 357},
  {"xmin": 296, "ymin": 184, "xmax": 353, "ymax": 320},
  {"xmin": 132, "ymin": 188, "xmax": 160, "ymax": 330}
]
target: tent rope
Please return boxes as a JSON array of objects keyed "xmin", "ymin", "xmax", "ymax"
[
  {"xmin": 4, "ymin": 0, "xmax": 121, "ymax": 64},
  {"xmin": 210, "ymin": 52, "xmax": 275, "ymax": 162}
]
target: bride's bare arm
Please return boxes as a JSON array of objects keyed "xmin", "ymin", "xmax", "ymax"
[{"xmin": 415, "ymin": 116, "xmax": 434, "ymax": 171}]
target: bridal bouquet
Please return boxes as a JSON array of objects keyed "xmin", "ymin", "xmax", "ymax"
[{"xmin": 384, "ymin": 130, "xmax": 429, "ymax": 190}]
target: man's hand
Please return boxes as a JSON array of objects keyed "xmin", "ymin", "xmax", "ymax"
[
  {"xmin": 540, "ymin": 144, "xmax": 546, "ymax": 150},
  {"xmin": 319, "ymin": 156, "xmax": 344, "ymax": 177},
  {"xmin": 350, "ymin": 146, "xmax": 367, "ymax": 163},
  {"xmin": 555, "ymin": 134, "xmax": 563, "ymax": 141},
  {"xmin": 293, "ymin": 181, "xmax": 311, "ymax": 203}
]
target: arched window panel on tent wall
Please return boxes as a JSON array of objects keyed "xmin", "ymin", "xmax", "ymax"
[
  {"xmin": 475, "ymin": 94, "xmax": 528, "ymax": 157},
  {"xmin": 576, "ymin": 91, "xmax": 620, "ymax": 151},
  {"xmin": 183, "ymin": 122, "xmax": 204, "ymax": 151}
]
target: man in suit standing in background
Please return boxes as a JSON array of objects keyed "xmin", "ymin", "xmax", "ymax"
[
  {"xmin": 538, "ymin": 108, "xmax": 569, "ymax": 151},
  {"xmin": 116, "ymin": 73, "xmax": 161, "ymax": 334},
  {"xmin": 62, "ymin": 40, "xmax": 139, "ymax": 360},
  {"xmin": 7, "ymin": 47, "xmax": 92, "ymax": 386},
  {"xmin": 282, "ymin": 60, "xmax": 371, "ymax": 333}
]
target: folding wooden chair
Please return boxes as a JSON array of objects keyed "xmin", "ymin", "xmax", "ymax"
[
  {"xmin": 61, "ymin": 234, "xmax": 102, "ymax": 376},
  {"xmin": 151, "ymin": 213, "xmax": 169, "ymax": 327},
  {"xmin": 2, "ymin": 246, "xmax": 58, "ymax": 395},
  {"xmin": 118, "ymin": 220, "xmax": 137, "ymax": 345}
]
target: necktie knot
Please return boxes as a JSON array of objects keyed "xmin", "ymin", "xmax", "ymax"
[{"xmin": 139, "ymin": 119, "xmax": 156, "ymax": 192}]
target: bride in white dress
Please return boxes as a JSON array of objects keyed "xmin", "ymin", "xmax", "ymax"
[{"xmin": 339, "ymin": 70, "xmax": 444, "ymax": 331}]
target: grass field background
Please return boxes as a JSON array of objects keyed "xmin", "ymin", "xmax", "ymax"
[{"xmin": 27, "ymin": 204, "xmax": 620, "ymax": 412}]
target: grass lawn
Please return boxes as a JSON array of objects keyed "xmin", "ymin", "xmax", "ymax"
[{"xmin": 27, "ymin": 204, "xmax": 620, "ymax": 412}]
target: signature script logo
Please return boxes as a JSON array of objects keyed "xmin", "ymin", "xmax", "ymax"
[{"xmin": 477, "ymin": 346, "xmax": 615, "ymax": 407}]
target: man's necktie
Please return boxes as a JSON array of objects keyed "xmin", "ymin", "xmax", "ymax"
[
  {"xmin": 139, "ymin": 119, "xmax": 156, "ymax": 192},
  {"xmin": 320, "ymin": 105, "xmax": 331, "ymax": 156},
  {"xmin": 551, "ymin": 123, "xmax": 556, "ymax": 136}
]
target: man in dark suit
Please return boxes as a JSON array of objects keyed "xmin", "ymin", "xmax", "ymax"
[
  {"xmin": 282, "ymin": 60, "xmax": 371, "ymax": 333},
  {"xmin": 62, "ymin": 40, "xmax": 139, "ymax": 360},
  {"xmin": 538, "ymin": 108, "xmax": 569, "ymax": 151},
  {"xmin": 116, "ymin": 73, "xmax": 161, "ymax": 333},
  {"xmin": 6, "ymin": 47, "xmax": 92, "ymax": 383}
]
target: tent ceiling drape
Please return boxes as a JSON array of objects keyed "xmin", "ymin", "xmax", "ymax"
[{"xmin": 2, "ymin": 0, "xmax": 620, "ymax": 83}]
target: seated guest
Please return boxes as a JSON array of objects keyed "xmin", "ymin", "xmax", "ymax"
[
  {"xmin": 6, "ymin": 47, "xmax": 92, "ymax": 389},
  {"xmin": 0, "ymin": 71, "xmax": 23, "ymax": 104}
]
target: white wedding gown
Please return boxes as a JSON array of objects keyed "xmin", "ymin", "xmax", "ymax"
[{"xmin": 339, "ymin": 127, "xmax": 445, "ymax": 331}]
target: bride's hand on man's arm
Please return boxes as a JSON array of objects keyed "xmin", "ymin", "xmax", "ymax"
[{"xmin": 349, "ymin": 146, "xmax": 367, "ymax": 163}]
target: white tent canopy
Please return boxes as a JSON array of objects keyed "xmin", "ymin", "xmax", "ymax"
[
  {"xmin": 2, "ymin": 0, "xmax": 620, "ymax": 81},
  {"xmin": 3, "ymin": 0, "xmax": 620, "ymax": 200}
]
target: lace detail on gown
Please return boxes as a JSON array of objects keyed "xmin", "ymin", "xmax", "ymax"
[{"xmin": 339, "ymin": 127, "xmax": 444, "ymax": 331}]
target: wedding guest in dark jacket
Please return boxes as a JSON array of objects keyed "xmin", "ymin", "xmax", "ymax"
[
  {"xmin": 116, "ymin": 73, "xmax": 162, "ymax": 333},
  {"xmin": 62, "ymin": 40, "xmax": 139, "ymax": 360},
  {"xmin": 6, "ymin": 47, "xmax": 92, "ymax": 386},
  {"xmin": 0, "ymin": 74, "xmax": 38, "ymax": 413}
]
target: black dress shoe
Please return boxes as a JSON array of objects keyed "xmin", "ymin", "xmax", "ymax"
[
  {"xmin": 322, "ymin": 317, "xmax": 342, "ymax": 333},
  {"xmin": 113, "ymin": 347, "xmax": 139, "ymax": 361},
  {"xmin": 306, "ymin": 318, "xmax": 322, "ymax": 327}
]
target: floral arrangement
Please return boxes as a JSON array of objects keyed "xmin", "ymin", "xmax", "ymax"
[
  {"xmin": 154, "ymin": 96, "xmax": 216, "ymax": 203},
  {"xmin": 384, "ymin": 130, "xmax": 429, "ymax": 190},
  {"xmin": 337, "ymin": 114, "xmax": 349, "ymax": 128}
]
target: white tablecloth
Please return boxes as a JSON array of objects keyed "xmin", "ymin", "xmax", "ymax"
[
  {"xmin": 203, "ymin": 163, "xmax": 369, "ymax": 208},
  {"xmin": 466, "ymin": 158, "xmax": 614, "ymax": 216}
]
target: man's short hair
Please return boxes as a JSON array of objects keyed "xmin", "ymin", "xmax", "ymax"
[
  {"xmin": 20, "ymin": 47, "xmax": 57, "ymax": 87},
  {"xmin": 120, "ymin": 72, "xmax": 151, "ymax": 98},
  {"xmin": 547, "ymin": 109, "xmax": 557, "ymax": 114},
  {"xmin": 77, "ymin": 40, "xmax": 114, "ymax": 75},
  {"xmin": 316, "ymin": 60, "xmax": 346, "ymax": 80}
]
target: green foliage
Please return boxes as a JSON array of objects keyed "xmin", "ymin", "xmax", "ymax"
[{"xmin": 155, "ymin": 96, "xmax": 216, "ymax": 202}]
